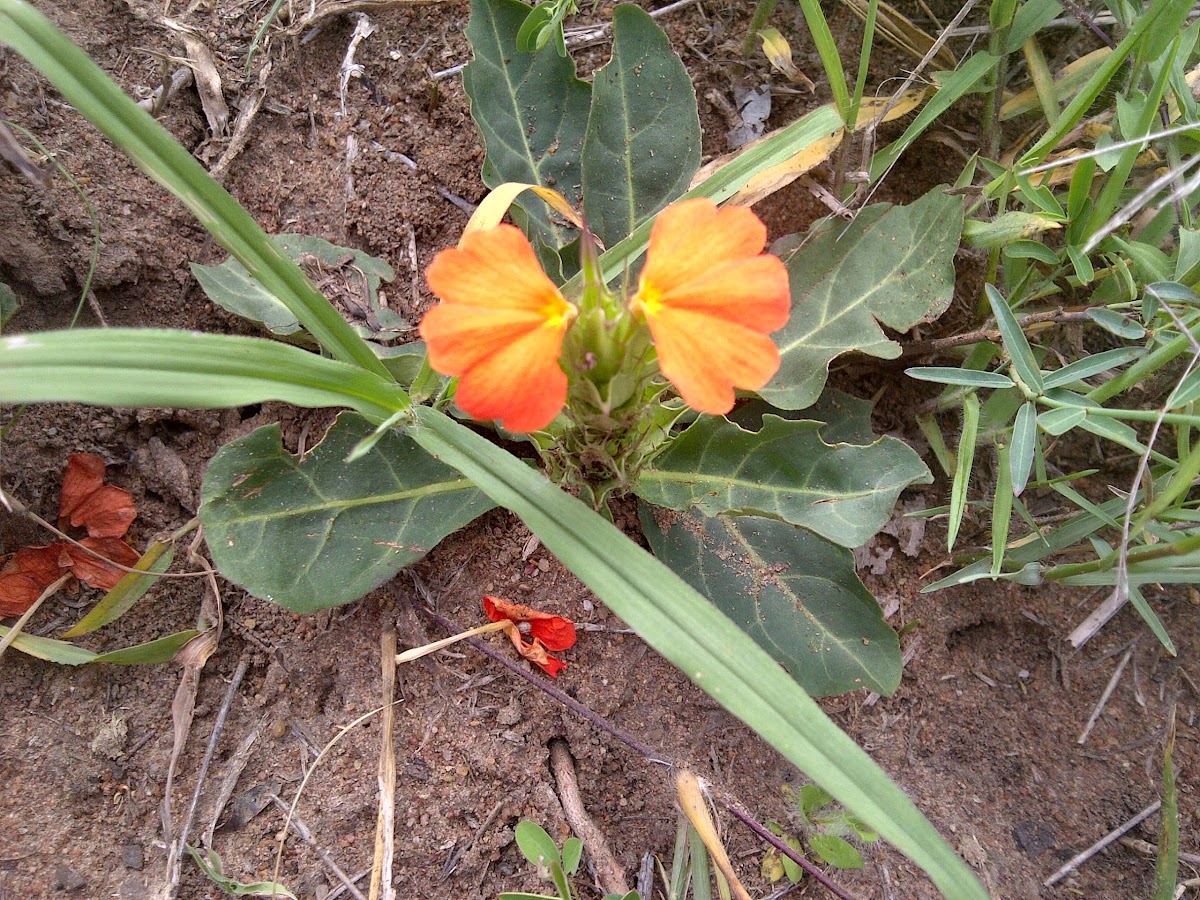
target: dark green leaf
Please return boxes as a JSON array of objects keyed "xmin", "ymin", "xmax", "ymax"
[
  {"xmin": 0, "ymin": 282, "xmax": 17, "ymax": 330},
  {"xmin": 635, "ymin": 416, "xmax": 929, "ymax": 548},
  {"xmin": 727, "ymin": 390, "xmax": 876, "ymax": 444},
  {"xmin": 808, "ymin": 834, "xmax": 863, "ymax": 869},
  {"xmin": 766, "ymin": 190, "xmax": 961, "ymax": 410},
  {"xmin": 464, "ymin": 0, "xmax": 591, "ymax": 252},
  {"xmin": 582, "ymin": 4, "xmax": 700, "ymax": 248},
  {"xmin": 639, "ymin": 508, "xmax": 901, "ymax": 697},
  {"xmin": 200, "ymin": 413, "xmax": 494, "ymax": 612},
  {"xmin": 905, "ymin": 367, "xmax": 1014, "ymax": 389},
  {"xmin": 514, "ymin": 820, "xmax": 562, "ymax": 869}
]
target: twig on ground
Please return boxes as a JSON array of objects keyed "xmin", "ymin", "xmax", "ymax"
[
  {"xmin": 210, "ymin": 62, "xmax": 272, "ymax": 183},
  {"xmin": 137, "ymin": 66, "xmax": 194, "ymax": 116},
  {"xmin": 1077, "ymin": 646, "xmax": 1134, "ymax": 744},
  {"xmin": 162, "ymin": 529, "xmax": 223, "ymax": 898},
  {"xmin": 203, "ymin": 715, "xmax": 268, "ymax": 848},
  {"xmin": 549, "ymin": 738, "xmax": 630, "ymax": 896},
  {"xmin": 369, "ymin": 629, "xmax": 398, "ymax": 900},
  {"xmin": 438, "ymin": 798, "xmax": 508, "ymax": 882},
  {"xmin": 268, "ymin": 795, "xmax": 368, "ymax": 900},
  {"xmin": 1043, "ymin": 800, "xmax": 1162, "ymax": 886}
]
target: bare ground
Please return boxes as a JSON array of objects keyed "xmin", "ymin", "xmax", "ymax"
[{"xmin": 0, "ymin": 2, "xmax": 1196, "ymax": 898}]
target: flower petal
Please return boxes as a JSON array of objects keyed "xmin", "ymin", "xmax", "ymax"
[
  {"xmin": 59, "ymin": 453, "xmax": 106, "ymax": 521},
  {"xmin": 637, "ymin": 198, "xmax": 769, "ymax": 292},
  {"xmin": 633, "ymin": 199, "xmax": 791, "ymax": 413},
  {"xmin": 650, "ymin": 308, "xmax": 782, "ymax": 413},
  {"xmin": 421, "ymin": 225, "xmax": 575, "ymax": 432},
  {"xmin": 426, "ymin": 225, "xmax": 567, "ymax": 313}
]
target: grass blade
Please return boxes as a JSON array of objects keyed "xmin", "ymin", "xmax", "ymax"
[
  {"xmin": 407, "ymin": 405, "xmax": 987, "ymax": 899},
  {"xmin": 0, "ymin": 0, "xmax": 389, "ymax": 378}
]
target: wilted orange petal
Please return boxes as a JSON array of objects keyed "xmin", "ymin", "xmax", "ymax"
[
  {"xmin": 59, "ymin": 453, "xmax": 106, "ymax": 521},
  {"xmin": 484, "ymin": 596, "xmax": 575, "ymax": 673},
  {"xmin": 69, "ymin": 484, "xmax": 137, "ymax": 538},
  {"xmin": 421, "ymin": 225, "xmax": 575, "ymax": 432},
  {"xmin": 0, "ymin": 574, "xmax": 49, "ymax": 616},
  {"xmin": 63, "ymin": 537, "xmax": 141, "ymax": 591},
  {"xmin": 0, "ymin": 545, "xmax": 68, "ymax": 616}
]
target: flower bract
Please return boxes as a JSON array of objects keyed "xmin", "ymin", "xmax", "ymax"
[
  {"xmin": 483, "ymin": 595, "xmax": 576, "ymax": 677},
  {"xmin": 421, "ymin": 225, "xmax": 577, "ymax": 432},
  {"xmin": 631, "ymin": 198, "xmax": 791, "ymax": 414}
]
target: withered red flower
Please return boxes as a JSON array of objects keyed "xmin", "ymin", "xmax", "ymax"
[
  {"xmin": 0, "ymin": 454, "xmax": 140, "ymax": 616},
  {"xmin": 483, "ymin": 595, "xmax": 576, "ymax": 677}
]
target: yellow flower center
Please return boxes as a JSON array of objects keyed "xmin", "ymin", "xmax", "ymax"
[
  {"xmin": 544, "ymin": 299, "xmax": 578, "ymax": 329},
  {"xmin": 632, "ymin": 282, "xmax": 663, "ymax": 318}
]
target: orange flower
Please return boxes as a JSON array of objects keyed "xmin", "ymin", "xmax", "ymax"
[
  {"xmin": 421, "ymin": 225, "xmax": 577, "ymax": 432},
  {"xmin": 483, "ymin": 595, "xmax": 576, "ymax": 677},
  {"xmin": 630, "ymin": 198, "xmax": 790, "ymax": 414}
]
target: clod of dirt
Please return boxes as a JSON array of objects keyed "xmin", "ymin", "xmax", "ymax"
[
  {"xmin": 89, "ymin": 712, "xmax": 128, "ymax": 759},
  {"xmin": 119, "ymin": 843, "xmax": 144, "ymax": 871},
  {"xmin": 53, "ymin": 863, "xmax": 87, "ymax": 891},
  {"xmin": 134, "ymin": 437, "xmax": 194, "ymax": 510}
]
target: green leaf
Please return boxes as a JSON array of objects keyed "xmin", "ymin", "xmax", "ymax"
[
  {"xmin": 191, "ymin": 234, "xmax": 402, "ymax": 340},
  {"xmin": 464, "ymin": 0, "xmax": 591, "ymax": 253},
  {"xmin": 765, "ymin": 190, "xmax": 962, "ymax": 410},
  {"xmin": 199, "ymin": 413, "xmax": 494, "ymax": 612},
  {"xmin": 514, "ymin": 820, "xmax": 562, "ymax": 869},
  {"xmin": 1041, "ymin": 348, "xmax": 1141, "ymax": 389},
  {"xmin": 0, "ymin": 626, "xmax": 198, "ymax": 665},
  {"xmin": 986, "ymin": 284, "xmax": 1045, "ymax": 392},
  {"xmin": 947, "ymin": 392, "xmax": 979, "ymax": 550},
  {"xmin": 798, "ymin": 784, "xmax": 834, "ymax": 817},
  {"xmin": 1010, "ymin": 402, "xmax": 1037, "ymax": 497},
  {"xmin": 581, "ymin": 4, "xmax": 700, "ymax": 249},
  {"xmin": 635, "ymin": 416, "xmax": 930, "ymax": 548},
  {"xmin": 639, "ymin": 508, "xmax": 901, "ymax": 697},
  {"xmin": 91, "ymin": 629, "xmax": 200, "ymax": 664},
  {"xmin": 0, "ymin": 282, "xmax": 18, "ymax": 330},
  {"xmin": 807, "ymin": 834, "xmax": 864, "ymax": 869},
  {"xmin": 405, "ymin": 407, "xmax": 985, "ymax": 897},
  {"xmin": 0, "ymin": 329, "xmax": 409, "ymax": 422},
  {"xmin": 906, "ymin": 367, "xmax": 1015, "ymax": 389},
  {"xmin": 1086, "ymin": 307, "xmax": 1145, "ymax": 339},
  {"xmin": 1153, "ymin": 717, "xmax": 1179, "ymax": 900},
  {"xmin": 62, "ymin": 540, "xmax": 175, "ymax": 638},
  {"xmin": 187, "ymin": 845, "xmax": 299, "ymax": 899},
  {"xmin": 1037, "ymin": 406, "xmax": 1084, "ymax": 435},
  {"xmin": 0, "ymin": 627, "xmax": 98, "ymax": 665},
  {"xmin": 561, "ymin": 837, "xmax": 583, "ymax": 875},
  {"xmin": 728, "ymin": 390, "xmax": 876, "ymax": 444}
]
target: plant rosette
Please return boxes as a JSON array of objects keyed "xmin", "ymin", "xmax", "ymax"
[{"xmin": 419, "ymin": 197, "xmax": 790, "ymax": 508}]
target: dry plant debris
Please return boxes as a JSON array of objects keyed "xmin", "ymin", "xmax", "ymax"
[{"xmin": 0, "ymin": 453, "xmax": 139, "ymax": 615}]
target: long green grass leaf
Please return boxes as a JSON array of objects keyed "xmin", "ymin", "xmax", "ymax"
[
  {"xmin": 0, "ymin": 330, "xmax": 409, "ymax": 421},
  {"xmin": 0, "ymin": 0, "xmax": 389, "ymax": 378},
  {"xmin": 406, "ymin": 406, "xmax": 986, "ymax": 899}
]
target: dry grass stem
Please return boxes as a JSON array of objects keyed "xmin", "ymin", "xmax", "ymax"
[
  {"xmin": 1043, "ymin": 800, "xmax": 1162, "ymax": 886},
  {"xmin": 369, "ymin": 628, "xmax": 398, "ymax": 900}
]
